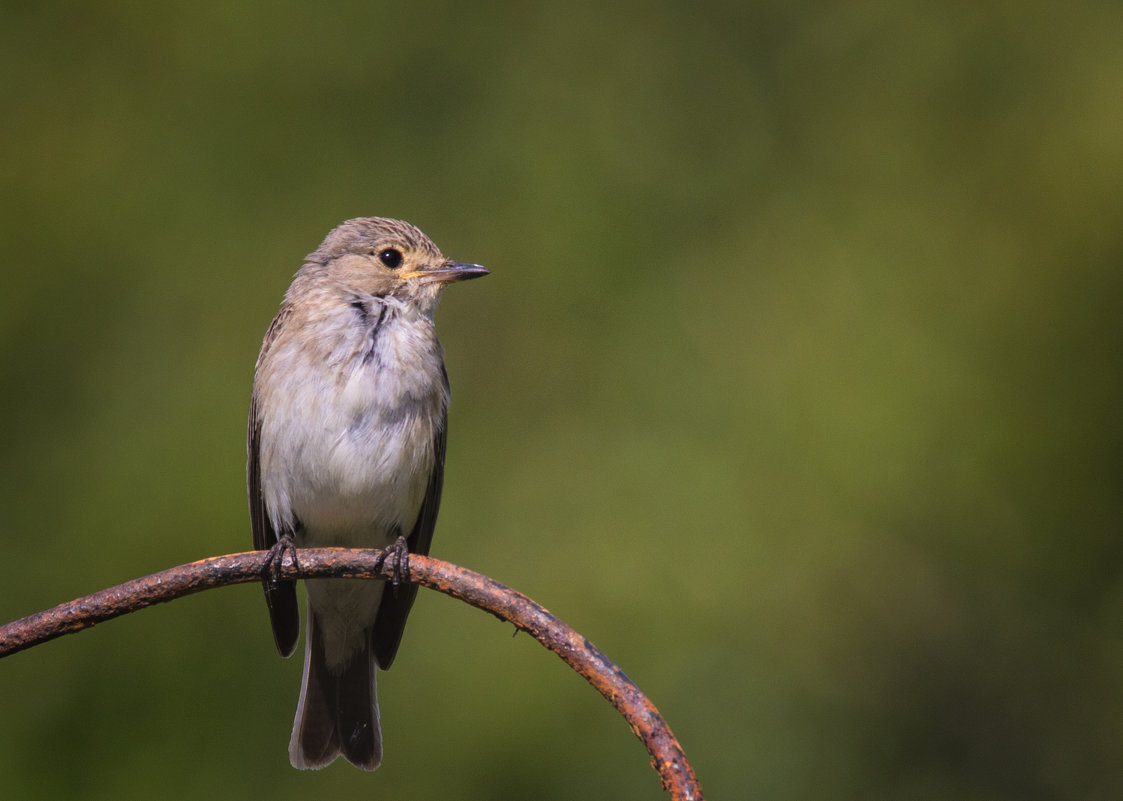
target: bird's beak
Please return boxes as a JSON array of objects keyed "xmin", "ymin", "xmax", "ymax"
[{"xmin": 403, "ymin": 261, "xmax": 490, "ymax": 285}]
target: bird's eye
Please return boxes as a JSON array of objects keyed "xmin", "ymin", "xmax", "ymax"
[{"xmin": 377, "ymin": 248, "xmax": 404, "ymax": 269}]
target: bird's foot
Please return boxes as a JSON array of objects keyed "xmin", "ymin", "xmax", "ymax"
[
  {"xmin": 263, "ymin": 532, "xmax": 299, "ymax": 587},
  {"xmin": 375, "ymin": 535, "xmax": 411, "ymax": 588}
]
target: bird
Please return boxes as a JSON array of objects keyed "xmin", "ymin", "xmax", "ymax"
[{"xmin": 247, "ymin": 217, "xmax": 488, "ymax": 770}]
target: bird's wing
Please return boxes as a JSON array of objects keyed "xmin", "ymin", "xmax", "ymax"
[
  {"xmin": 372, "ymin": 370, "xmax": 449, "ymax": 669},
  {"xmin": 249, "ymin": 307, "xmax": 300, "ymax": 658}
]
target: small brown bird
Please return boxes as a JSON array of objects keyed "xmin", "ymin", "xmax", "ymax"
[{"xmin": 247, "ymin": 217, "xmax": 488, "ymax": 769}]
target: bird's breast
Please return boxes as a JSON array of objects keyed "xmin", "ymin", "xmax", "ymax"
[{"xmin": 259, "ymin": 309, "xmax": 448, "ymax": 541}]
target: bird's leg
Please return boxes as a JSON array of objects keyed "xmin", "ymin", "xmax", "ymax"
[
  {"xmin": 263, "ymin": 531, "xmax": 299, "ymax": 586},
  {"xmin": 375, "ymin": 534, "xmax": 411, "ymax": 588}
]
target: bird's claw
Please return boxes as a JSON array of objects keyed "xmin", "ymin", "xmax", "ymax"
[
  {"xmin": 263, "ymin": 533, "xmax": 299, "ymax": 587},
  {"xmin": 375, "ymin": 535, "xmax": 411, "ymax": 588}
]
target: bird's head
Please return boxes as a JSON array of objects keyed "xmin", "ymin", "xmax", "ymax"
[{"xmin": 303, "ymin": 217, "xmax": 488, "ymax": 314}]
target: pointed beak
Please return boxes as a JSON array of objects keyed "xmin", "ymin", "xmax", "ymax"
[{"xmin": 405, "ymin": 261, "xmax": 490, "ymax": 285}]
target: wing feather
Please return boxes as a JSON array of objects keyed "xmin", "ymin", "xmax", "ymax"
[
  {"xmin": 248, "ymin": 307, "xmax": 300, "ymax": 657},
  {"xmin": 372, "ymin": 368, "xmax": 449, "ymax": 668}
]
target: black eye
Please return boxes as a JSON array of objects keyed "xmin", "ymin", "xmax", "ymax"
[{"xmin": 377, "ymin": 248, "xmax": 404, "ymax": 269}]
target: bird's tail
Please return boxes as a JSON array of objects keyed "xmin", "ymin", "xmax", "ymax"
[{"xmin": 289, "ymin": 609, "xmax": 382, "ymax": 770}]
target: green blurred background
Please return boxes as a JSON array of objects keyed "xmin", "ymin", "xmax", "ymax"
[{"xmin": 2, "ymin": 2, "xmax": 1121, "ymax": 799}]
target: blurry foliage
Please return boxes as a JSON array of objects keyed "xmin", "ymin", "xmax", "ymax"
[{"xmin": 2, "ymin": 1, "xmax": 1122, "ymax": 799}]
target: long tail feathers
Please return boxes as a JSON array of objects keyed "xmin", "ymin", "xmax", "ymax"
[{"xmin": 289, "ymin": 611, "xmax": 382, "ymax": 770}]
